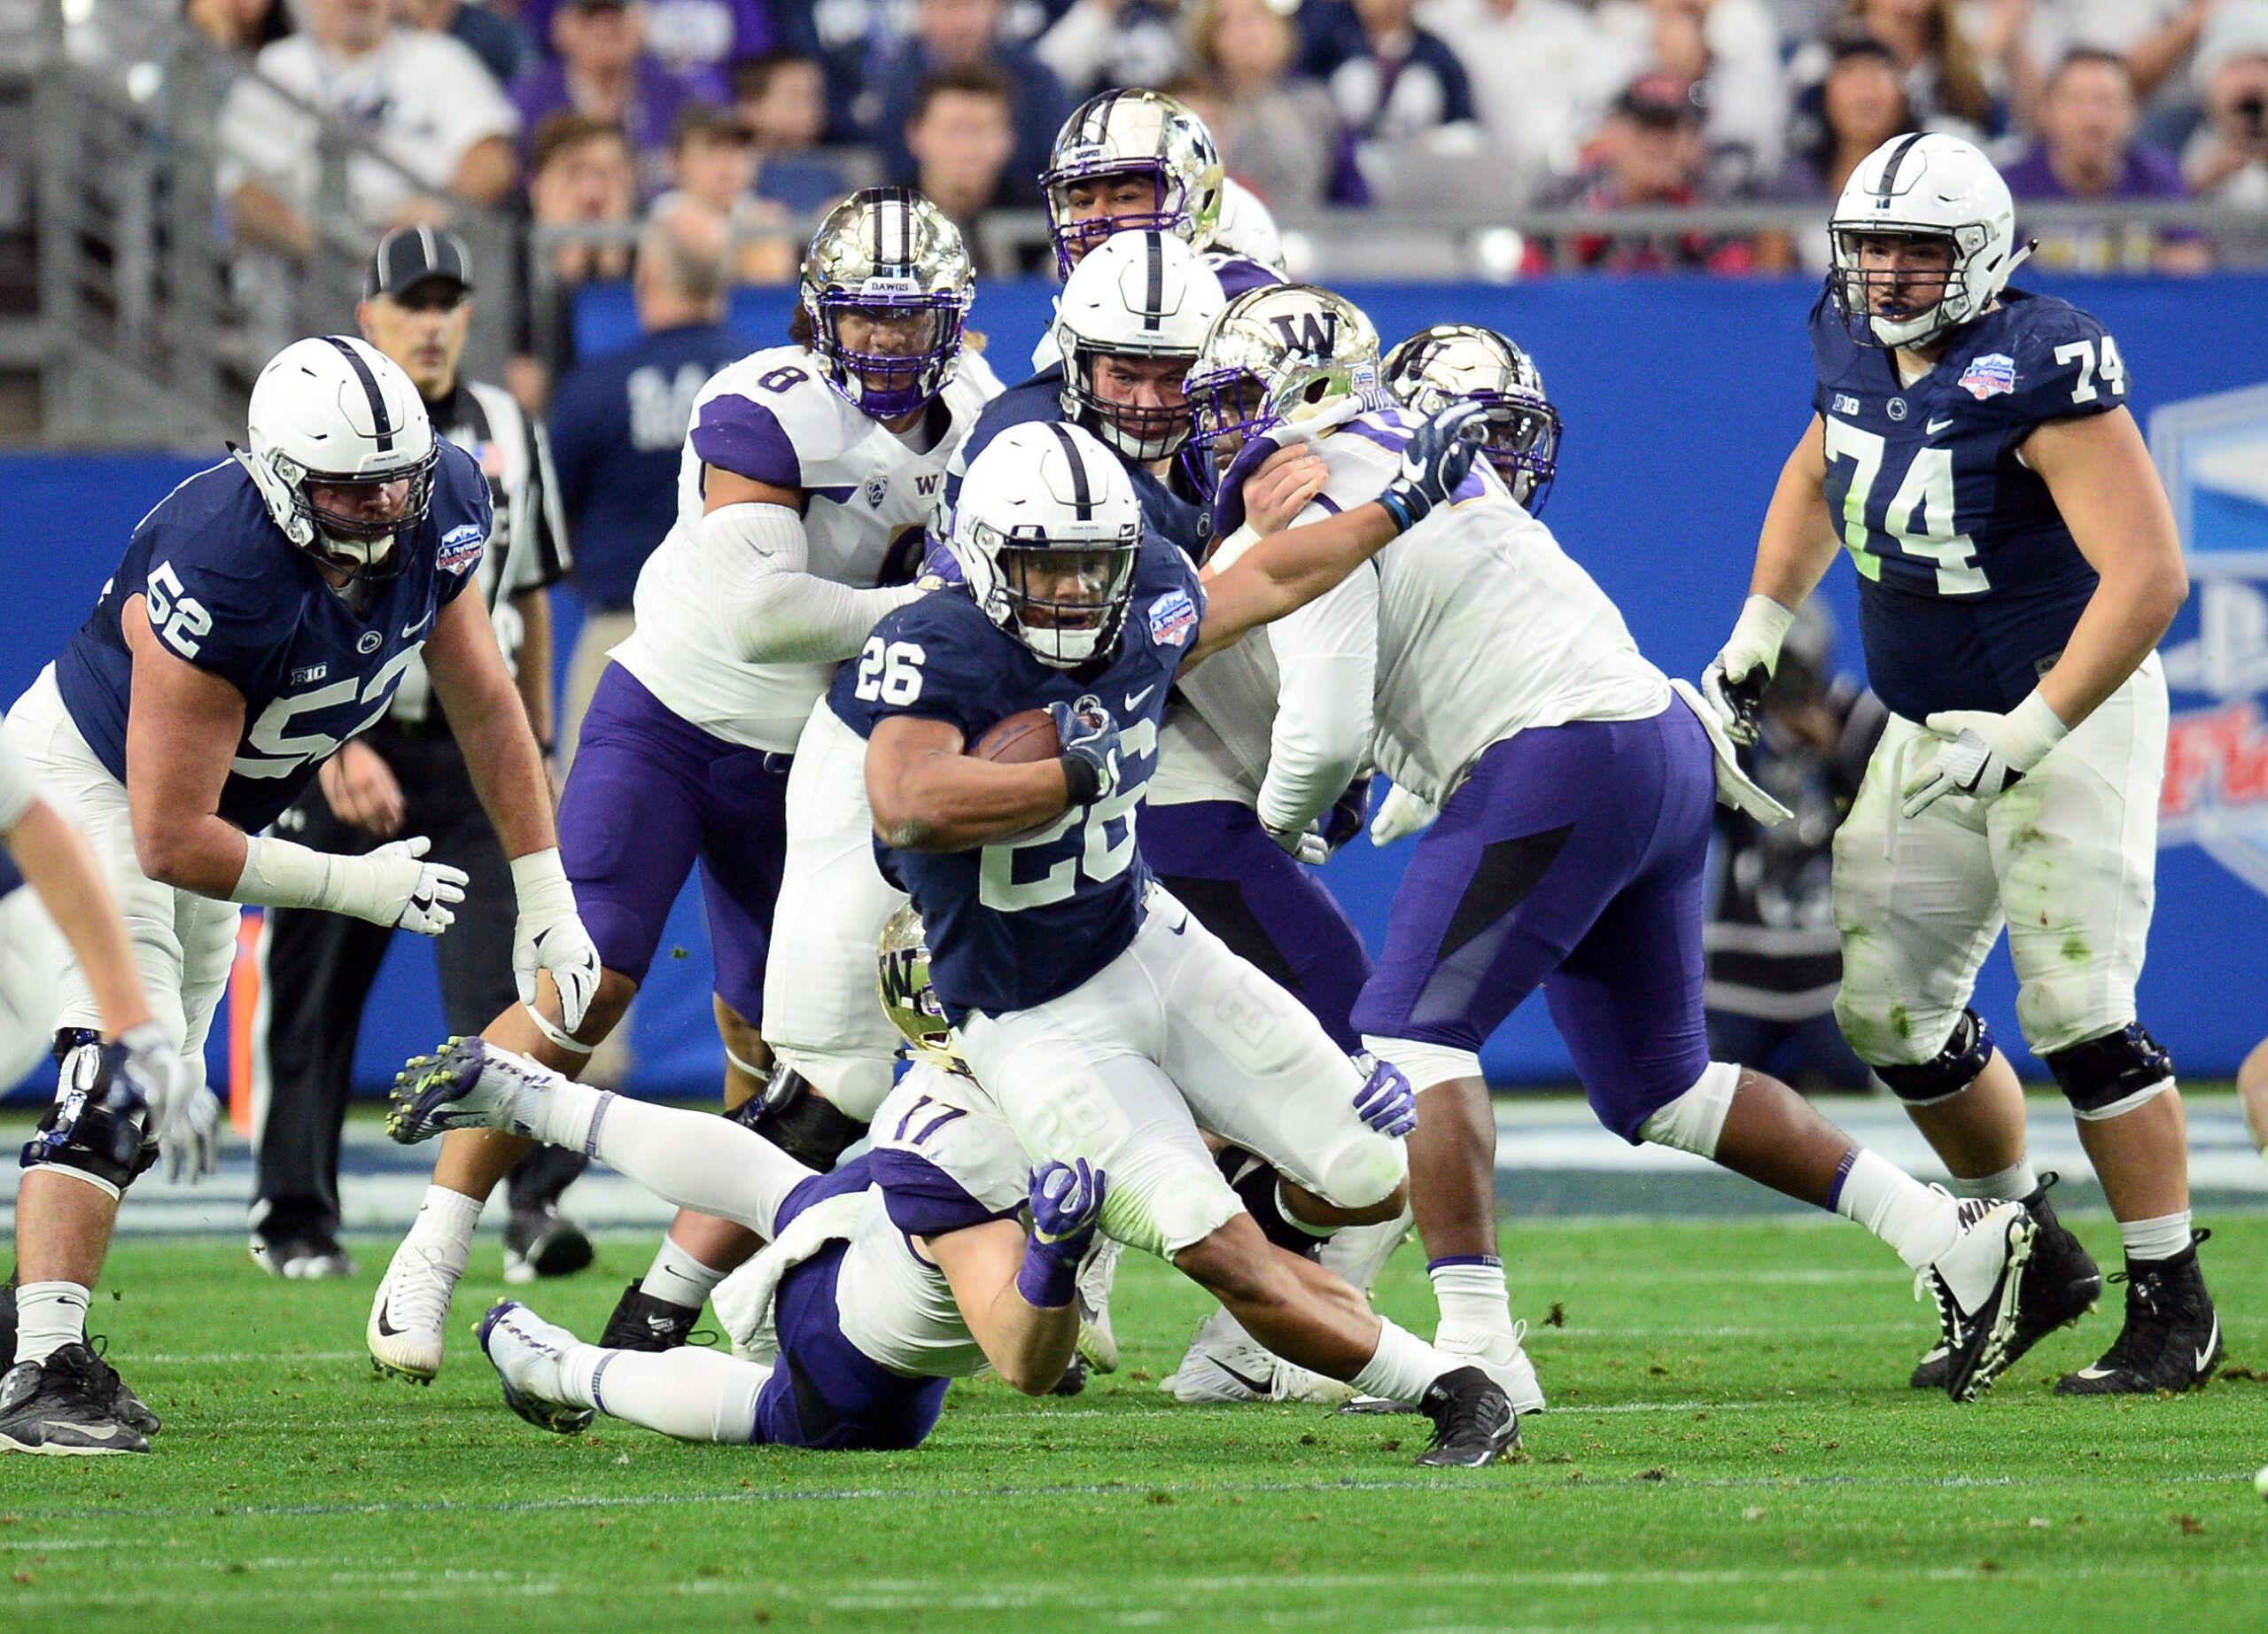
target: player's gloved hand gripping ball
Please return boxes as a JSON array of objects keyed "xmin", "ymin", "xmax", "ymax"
[
  {"xmin": 1020, "ymin": 1158, "xmax": 1108, "ymax": 1307},
  {"xmin": 1050, "ymin": 695, "xmax": 1122, "ymax": 805}
]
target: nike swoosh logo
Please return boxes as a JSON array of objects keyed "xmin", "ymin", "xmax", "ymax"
[
  {"xmin": 72, "ymin": 1421, "xmax": 125, "ymax": 1443},
  {"xmin": 1208, "ymin": 1357, "xmax": 1276, "ymax": 1397},
  {"xmin": 375, "ymin": 1302, "xmax": 404, "ymax": 1338},
  {"xmin": 401, "ymin": 613, "xmax": 433, "ymax": 641},
  {"xmin": 1926, "ymin": 417, "xmax": 1954, "ymax": 435},
  {"xmin": 2196, "ymin": 1316, "xmax": 2220, "ymax": 1373},
  {"xmin": 2071, "ymin": 1365, "xmax": 2116, "ymax": 1380},
  {"xmin": 1125, "ymin": 686, "xmax": 1155, "ymax": 711}
]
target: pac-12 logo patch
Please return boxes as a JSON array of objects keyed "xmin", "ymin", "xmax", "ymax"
[
  {"xmin": 439, "ymin": 523, "xmax": 485, "ymax": 574},
  {"xmin": 1147, "ymin": 589, "xmax": 1198, "ymax": 649},
  {"xmin": 1958, "ymin": 354, "xmax": 2017, "ymax": 401}
]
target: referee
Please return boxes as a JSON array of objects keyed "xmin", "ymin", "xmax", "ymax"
[{"xmin": 249, "ymin": 226, "xmax": 590, "ymax": 1281}]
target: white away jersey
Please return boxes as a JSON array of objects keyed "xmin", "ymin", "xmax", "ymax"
[
  {"xmin": 611, "ymin": 345, "xmax": 1002, "ymax": 751},
  {"xmin": 1300, "ymin": 409, "xmax": 1667, "ymax": 805},
  {"xmin": 836, "ymin": 1062, "xmax": 1030, "ymax": 1380}
]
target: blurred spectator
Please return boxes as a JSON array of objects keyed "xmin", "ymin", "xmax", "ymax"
[
  {"xmin": 1416, "ymin": 0, "xmax": 1610, "ymax": 201},
  {"xmin": 904, "ymin": 65, "xmax": 1048, "ymax": 273},
  {"xmin": 217, "ymin": 0, "xmax": 519, "ymax": 257},
  {"xmin": 1303, "ymin": 0, "xmax": 1483, "ymax": 203},
  {"xmin": 517, "ymin": 0, "xmax": 771, "ymax": 94},
  {"xmin": 1759, "ymin": 31, "xmax": 1912, "ymax": 270},
  {"xmin": 2005, "ymin": 49, "xmax": 2208, "ymax": 274},
  {"xmin": 183, "ymin": 0, "xmax": 291, "ymax": 57},
  {"xmin": 1185, "ymin": 0, "xmax": 1341, "ymax": 208},
  {"xmin": 1593, "ymin": 0, "xmax": 1790, "ymax": 194},
  {"xmin": 1035, "ymin": 0, "xmax": 1192, "ymax": 101},
  {"xmin": 511, "ymin": 0, "xmax": 709, "ymax": 199},
  {"xmin": 2023, "ymin": 2, "xmax": 2216, "ymax": 122},
  {"xmin": 732, "ymin": 50, "xmax": 852, "ymax": 212},
  {"xmin": 1788, "ymin": 2, "xmax": 2012, "ymax": 145},
  {"xmin": 1534, "ymin": 72, "xmax": 1758, "ymax": 270},
  {"xmin": 869, "ymin": 0, "xmax": 1075, "ymax": 209},
  {"xmin": 2183, "ymin": 0, "xmax": 2268, "ymax": 207},
  {"xmin": 547, "ymin": 200, "xmax": 748, "ymax": 763},
  {"xmin": 400, "ymin": 0, "xmax": 535, "ymax": 85},
  {"xmin": 513, "ymin": 113, "xmax": 640, "ymax": 407},
  {"xmin": 652, "ymin": 102, "xmax": 801, "ymax": 281}
]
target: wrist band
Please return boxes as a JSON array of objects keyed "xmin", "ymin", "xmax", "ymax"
[
  {"xmin": 1016, "ymin": 1245, "xmax": 1078, "ymax": 1308},
  {"xmin": 1060, "ymin": 752, "xmax": 1101, "ymax": 806}
]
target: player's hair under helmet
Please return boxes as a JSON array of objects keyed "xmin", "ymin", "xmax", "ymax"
[
  {"xmin": 1183, "ymin": 283, "xmax": 1379, "ymax": 500},
  {"xmin": 800, "ymin": 187, "xmax": 975, "ymax": 420},
  {"xmin": 1053, "ymin": 230, "xmax": 1227, "ymax": 463},
  {"xmin": 1381, "ymin": 323, "xmax": 1562, "ymax": 512},
  {"xmin": 236, "ymin": 335, "xmax": 439, "ymax": 584},
  {"xmin": 1042, "ymin": 89, "xmax": 1225, "ymax": 274},
  {"xmin": 1829, "ymin": 132, "xmax": 2028, "ymax": 351},
  {"xmin": 951, "ymin": 421, "xmax": 1143, "ymax": 669},
  {"xmin": 878, "ymin": 902, "xmax": 967, "ymax": 1073}
]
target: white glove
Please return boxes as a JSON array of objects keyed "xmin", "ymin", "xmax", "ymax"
[
  {"xmin": 1899, "ymin": 696, "xmax": 2069, "ymax": 819},
  {"xmin": 1699, "ymin": 595, "xmax": 1798, "ymax": 746},
  {"xmin": 511, "ymin": 848, "xmax": 602, "ymax": 1033},
  {"xmin": 159, "ymin": 1081, "xmax": 223, "ymax": 1184},
  {"xmin": 1369, "ymin": 783, "xmax": 1439, "ymax": 845},
  {"xmin": 340, "ymin": 836, "xmax": 467, "ymax": 934},
  {"xmin": 106, "ymin": 1023, "xmax": 217, "ymax": 1184},
  {"xmin": 1264, "ymin": 822, "xmax": 1330, "ymax": 865}
]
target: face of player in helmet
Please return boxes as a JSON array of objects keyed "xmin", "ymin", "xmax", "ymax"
[
  {"xmin": 1085, "ymin": 352, "xmax": 1193, "ymax": 455},
  {"xmin": 1192, "ymin": 374, "xmax": 1268, "ymax": 475},
  {"xmin": 827, "ymin": 303, "xmax": 951, "ymax": 418},
  {"xmin": 1850, "ymin": 232, "xmax": 1954, "ymax": 325},
  {"xmin": 1006, "ymin": 547, "xmax": 1122, "ymax": 632},
  {"xmin": 1059, "ymin": 172, "xmax": 1168, "ymax": 266},
  {"xmin": 304, "ymin": 473, "xmax": 416, "ymax": 567}
]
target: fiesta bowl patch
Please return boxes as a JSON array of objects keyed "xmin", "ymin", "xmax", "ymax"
[
  {"xmin": 1959, "ymin": 354, "xmax": 2017, "ymax": 401},
  {"xmin": 439, "ymin": 523, "xmax": 485, "ymax": 574},
  {"xmin": 1147, "ymin": 589, "xmax": 1198, "ymax": 648}
]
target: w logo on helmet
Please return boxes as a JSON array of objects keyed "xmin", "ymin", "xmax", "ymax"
[
  {"xmin": 879, "ymin": 947, "xmax": 924, "ymax": 1011},
  {"xmin": 1268, "ymin": 310, "xmax": 1339, "ymax": 359}
]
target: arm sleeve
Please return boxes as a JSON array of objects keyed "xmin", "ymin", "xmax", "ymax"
[
  {"xmin": 0, "ymin": 726, "xmax": 41, "ymax": 833},
  {"xmin": 1254, "ymin": 565, "xmax": 1378, "ymax": 836},
  {"xmin": 703, "ymin": 502, "xmax": 924, "ymax": 664}
]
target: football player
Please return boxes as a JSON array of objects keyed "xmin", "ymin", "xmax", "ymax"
[
  {"xmin": 1188, "ymin": 326, "xmax": 2047, "ymax": 1406},
  {"xmin": 0, "ymin": 335, "xmax": 597, "ymax": 1452},
  {"xmin": 367, "ymin": 188, "xmax": 1002, "ymax": 1382},
  {"xmin": 839, "ymin": 414, "xmax": 1523, "ymax": 1466},
  {"xmin": 1701, "ymin": 133, "xmax": 2215, "ymax": 1395}
]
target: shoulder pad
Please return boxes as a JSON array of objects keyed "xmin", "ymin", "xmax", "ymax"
[
  {"xmin": 1982, "ymin": 295, "xmax": 2126, "ymax": 424},
  {"xmin": 690, "ymin": 347, "xmax": 857, "ymax": 491}
]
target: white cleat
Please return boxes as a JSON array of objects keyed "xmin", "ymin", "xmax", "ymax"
[
  {"xmin": 368, "ymin": 1237, "xmax": 468, "ymax": 1383},
  {"xmin": 1161, "ymin": 1309, "xmax": 1355, "ymax": 1406},
  {"xmin": 1340, "ymin": 1321, "xmax": 1547, "ymax": 1417},
  {"xmin": 1918, "ymin": 1195, "xmax": 2036, "ymax": 1403},
  {"xmin": 478, "ymin": 1301, "xmax": 594, "ymax": 1435},
  {"xmin": 1076, "ymin": 1238, "xmax": 1122, "ymax": 1374}
]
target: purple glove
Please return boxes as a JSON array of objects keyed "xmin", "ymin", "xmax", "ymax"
[
  {"xmin": 1018, "ymin": 1158, "xmax": 1107, "ymax": 1307},
  {"xmin": 1351, "ymin": 1052, "xmax": 1418, "ymax": 1138},
  {"xmin": 918, "ymin": 533, "xmax": 967, "ymax": 588}
]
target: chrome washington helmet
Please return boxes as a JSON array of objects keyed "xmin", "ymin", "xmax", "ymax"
[
  {"xmin": 1052, "ymin": 229, "xmax": 1227, "ymax": 463},
  {"xmin": 1828, "ymin": 133, "xmax": 2026, "ymax": 350},
  {"xmin": 1182, "ymin": 283, "xmax": 1379, "ymax": 499},
  {"xmin": 799, "ymin": 186, "xmax": 975, "ymax": 419},
  {"xmin": 1381, "ymin": 323, "xmax": 1562, "ymax": 512},
  {"xmin": 877, "ymin": 903, "xmax": 965, "ymax": 1073},
  {"xmin": 1042, "ymin": 89, "xmax": 1225, "ymax": 274}
]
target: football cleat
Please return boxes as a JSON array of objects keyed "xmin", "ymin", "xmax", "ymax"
[
  {"xmin": 1161, "ymin": 1310, "xmax": 1353, "ymax": 1405},
  {"xmin": 2056, "ymin": 1232, "xmax": 2221, "ymax": 1397},
  {"xmin": 251, "ymin": 1229, "xmax": 359, "ymax": 1280},
  {"xmin": 387, "ymin": 1035, "xmax": 540, "ymax": 1143},
  {"xmin": 1342, "ymin": 1322, "xmax": 1547, "ymax": 1418},
  {"xmin": 478, "ymin": 1301, "xmax": 594, "ymax": 1435},
  {"xmin": 0, "ymin": 1344, "xmax": 151, "ymax": 1455},
  {"xmin": 1917, "ymin": 1196, "xmax": 2037, "ymax": 1402},
  {"xmin": 1415, "ymin": 1366, "xmax": 1518, "ymax": 1468},
  {"xmin": 596, "ymin": 1282, "xmax": 703, "ymax": 1352},
  {"xmin": 1076, "ymin": 1237, "xmax": 1122, "ymax": 1374},
  {"xmin": 503, "ymin": 1202, "xmax": 594, "ymax": 1284},
  {"xmin": 368, "ymin": 1237, "xmax": 468, "ymax": 1382},
  {"xmin": 1052, "ymin": 1353, "xmax": 1090, "ymax": 1397},
  {"xmin": 1912, "ymin": 1174, "xmax": 2099, "ymax": 1389},
  {"xmin": 0, "ymin": 1290, "xmax": 160, "ymax": 1436}
]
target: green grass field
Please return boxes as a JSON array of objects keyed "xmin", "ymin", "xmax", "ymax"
[{"xmin": 4, "ymin": 1213, "xmax": 2264, "ymax": 1634}]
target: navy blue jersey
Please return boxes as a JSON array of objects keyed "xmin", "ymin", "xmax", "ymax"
[
  {"xmin": 830, "ymin": 537, "xmax": 1205, "ymax": 1021},
  {"xmin": 949, "ymin": 367, "xmax": 1212, "ymax": 559},
  {"xmin": 52, "ymin": 446, "xmax": 491, "ymax": 832},
  {"xmin": 1810, "ymin": 286, "xmax": 2124, "ymax": 720}
]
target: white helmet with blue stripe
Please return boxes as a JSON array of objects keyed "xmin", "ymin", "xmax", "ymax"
[{"xmin": 1829, "ymin": 133, "xmax": 2026, "ymax": 349}]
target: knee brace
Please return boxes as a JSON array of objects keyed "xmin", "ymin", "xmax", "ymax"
[
  {"xmin": 1874, "ymin": 1008, "xmax": 1994, "ymax": 1107},
  {"xmin": 2044, "ymin": 1023, "xmax": 2174, "ymax": 1121},
  {"xmin": 728, "ymin": 1064, "xmax": 867, "ymax": 1171},
  {"xmin": 1636, "ymin": 1061, "xmax": 1741, "ymax": 1159},
  {"xmin": 19, "ymin": 1031, "xmax": 159, "ymax": 1195}
]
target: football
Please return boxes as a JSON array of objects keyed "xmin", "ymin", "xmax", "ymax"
[{"xmin": 967, "ymin": 708, "xmax": 1061, "ymax": 764}]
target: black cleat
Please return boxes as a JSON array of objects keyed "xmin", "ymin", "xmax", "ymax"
[
  {"xmin": 0, "ymin": 1288, "xmax": 157, "ymax": 1436},
  {"xmin": 2056, "ymin": 1232, "xmax": 2221, "ymax": 1396},
  {"xmin": 0, "ymin": 1344, "xmax": 151, "ymax": 1455},
  {"xmin": 1415, "ymin": 1366, "xmax": 1518, "ymax": 1467},
  {"xmin": 1918, "ymin": 1198, "xmax": 2035, "ymax": 1403},
  {"xmin": 596, "ymin": 1281, "xmax": 701, "ymax": 1352},
  {"xmin": 1052, "ymin": 1353, "xmax": 1090, "ymax": 1397},
  {"xmin": 504, "ymin": 1202, "xmax": 595, "ymax": 1284},
  {"xmin": 1911, "ymin": 1174, "xmax": 2100, "ymax": 1389}
]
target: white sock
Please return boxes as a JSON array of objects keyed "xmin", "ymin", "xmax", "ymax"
[
  {"xmin": 562, "ymin": 1093, "xmax": 814, "ymax": 1237},
  {"xmin": 13, "ymin": 1281, "xmax": 90, "ymax": 1367},
  {"xmin": 1350, "ymin": 1318, "xmax": 1457, "ymax": 1404},
  {"xmin": 1830, "ymin": 1148, "xmax": 1961, "ymax": 1272},
  {"xmin": 1317, "ymin": 1208, "xmax": 1410, "ymax": 1297},
  {"xmin": 641, "ymin": 1235, "xmax": 730, "ymax": 1309},
  {"xmin": 1428, "ymin": 1255, "xmax": 1513, "ymax": 1343},
  {"xmin": 2118, "ymin": 1210, "xmax": 2192, "ymax": 1263},
  {"xmin": 563, "ymin": 1343, "xmax": 773, "ymax": 1443},
  {"xmin": 1950, "ymin": 1157, "xmax": 2039, "ymax": 1202},
  {"xmin": 406, "ymin": 1185, "xmax": 484, "ymax": 1259}
]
